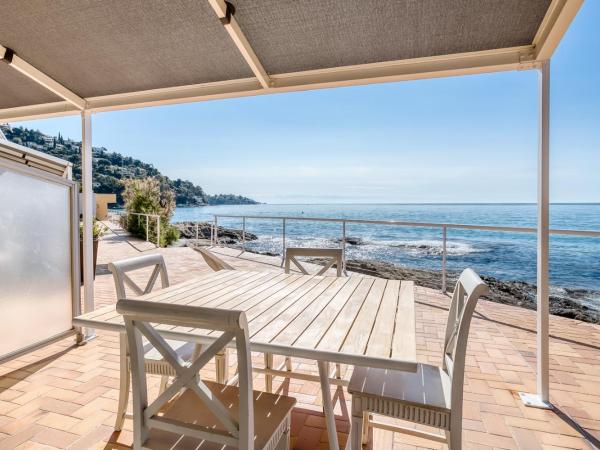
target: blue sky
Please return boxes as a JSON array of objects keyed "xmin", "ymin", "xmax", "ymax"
[{"xmin": 13, "ymin": 2, "xmax": 600, "ymax": 204}]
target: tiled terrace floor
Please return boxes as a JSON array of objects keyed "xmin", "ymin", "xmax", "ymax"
[{"xmin": 1, "ymin": 225, "xmax": 599, "ymax": 449}]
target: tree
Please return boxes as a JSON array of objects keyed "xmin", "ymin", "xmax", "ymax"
[{"xmin": 122, "ymin": 177, "xmax": 179, "ymax": 246}]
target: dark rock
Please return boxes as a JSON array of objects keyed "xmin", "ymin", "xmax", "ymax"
[
  {"xmin": 174, "ymin": 221, "xmax": 257, "ymax": 244},
  {"xmin": 334, "ymin": 236, "xmax": 365, "ymax": 246}
]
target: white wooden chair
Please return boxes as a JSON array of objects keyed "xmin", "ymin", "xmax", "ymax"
[
  {"xmin": 284, "ymin": 247, "xmax": 343, "ymax": 277},
  {"xmin": 192, "ymin": 246, "xmax": 235, "ymax": 384},
  {"xmin": 109, "ymin": 254, "xmax": 199, "ymax": 431},
  {"xmin": 348, "ymin": 268, "xmax": 488, "ymax": 449},
  {"xmin": 117, "ymin": 299, "xmax": 296, "ymax": 450},
  {"xmin": 194, "ymin": 246, "xmax": 235, "ymax": 271},
  {"xmin": 269, "ymin": 247, "xmax": 344, "ymax": 393}
]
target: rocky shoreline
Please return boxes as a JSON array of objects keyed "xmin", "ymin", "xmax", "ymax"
[
  {"xmin": 177, "ymin": 222, "xmax": 600, "ymax": 324},
  {"xmin": 340, "ymin": 259, "xmax": 599, "ymax": 324},
  {"xmin": 174, "ymin": 221, "xmax": 258, "ymax": 245}
]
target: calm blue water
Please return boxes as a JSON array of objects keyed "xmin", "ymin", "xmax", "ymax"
[{"xmin": 172, "ymin": 204, "xmax": 600, "ymax": 293}]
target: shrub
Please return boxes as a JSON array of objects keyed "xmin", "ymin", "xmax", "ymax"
[{"xmin": 122, "ymin": 177, "xmax": 180, "ymax": 247}]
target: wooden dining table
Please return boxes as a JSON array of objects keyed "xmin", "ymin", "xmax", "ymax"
[{"xmin": 73, "ymin": 269, "xmax": 417, "ymax": 450}]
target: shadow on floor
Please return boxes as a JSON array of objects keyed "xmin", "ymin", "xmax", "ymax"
[{"xmin": 0, "ymin": 346, "xmax": 76, "ymax": 390}]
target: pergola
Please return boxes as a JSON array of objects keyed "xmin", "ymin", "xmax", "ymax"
[{"xmin": 0, "ymin": 0, "xmax": 583, "ymax": 409}]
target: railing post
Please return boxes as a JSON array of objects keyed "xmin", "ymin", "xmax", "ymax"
[
  {"xmin": 242, "ymin": 217, "xmax": 246, "ymax": 252},
  {"xmin": 282, "ymin": 218, "xmax": 286, "ymax": 265},
  {"xmin": 342, "ymin": 220, "xmax": 347, "ymax": 274},
  {"xmin": 441, "ymin": 225, "xmax": 447, "ymax": 293},
  {"xmin": 156, "ymin": 215, "xmax": 160, "ymax": 248},
  {"xmin": 214, "ymin": 216, "xmax": 219, "ymax": 247},
  {"xmin": 145, "ymin": 215, "xmax": 149, "ymax": 242}
]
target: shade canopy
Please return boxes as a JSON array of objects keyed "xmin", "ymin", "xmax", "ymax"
[{"xmin": 0, "ymin": 0, "xmax": 581, "ymax": 121}]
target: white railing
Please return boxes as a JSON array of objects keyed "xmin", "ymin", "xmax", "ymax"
[
  {"xmin": 112, "ymin": 211, "xmax": 161, "ymax": 248},
  {"xmin": 210, "ymin": 214, "xmax": 600, "ymax": 293}
]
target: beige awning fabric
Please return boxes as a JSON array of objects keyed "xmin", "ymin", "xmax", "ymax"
[{"xmin": 0, "ymin": 0, "xmax": 581, "ymax": 122}]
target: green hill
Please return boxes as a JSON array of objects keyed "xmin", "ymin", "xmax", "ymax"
[{"xmin": 0, "ymin": 125, "xmax": 258, "ymax": 206}]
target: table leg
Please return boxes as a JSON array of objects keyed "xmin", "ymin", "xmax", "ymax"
[
  {"xmin": 318, "ymin": 360, "xmax": 340, "ymax": 450},
  {"xmin": 264, "ymin": 353, "xmax": 274, "ymax": 393}
]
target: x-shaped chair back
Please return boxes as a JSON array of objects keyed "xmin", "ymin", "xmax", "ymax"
[
  {"xmin": 284, "ymin": 247, "xmax": 343, "ymax": 276},
  {"xmin": 442, "ymin": 268, "xmax": 488, "ymax": 416},
  {"xmin": 117, "ymin": 299, "xmax": 254, "ymax": 450},
  {"xmin": 109, "ymin": 254, "xmax": 170, "ymax": 300}
]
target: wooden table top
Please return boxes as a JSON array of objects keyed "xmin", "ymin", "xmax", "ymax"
[{"xmin": 73, "ymin": 270, "xmax": 417, "ymax": 370}]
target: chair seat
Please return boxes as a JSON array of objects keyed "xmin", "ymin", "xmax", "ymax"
[
  {"xmin": 141, "ymin": 341, "xmax": 196, "ymax": 377},
  {"xmin": 348, "ymin": 364, "xmax": 451, "ymax": 413},
  {"xmin": 143, "ymin": 381, "xmax": 296, "ymax": 450},
  {"xmin": 144, "ymin": 340, "xmax": 195, "ymax": 362}
]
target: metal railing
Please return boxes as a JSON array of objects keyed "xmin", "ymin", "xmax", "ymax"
[
  {"xmin": 210, "ymin": 214, "xmax": 600, "ymax": 293},
  {"xmin": 113, "ymin": 211, "xmax": 161, "ymax": 248}
]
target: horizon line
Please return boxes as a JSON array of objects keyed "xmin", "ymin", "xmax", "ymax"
[{"xmin": 176, "ymin": 202, "xmax": 600, "ymax": 206}]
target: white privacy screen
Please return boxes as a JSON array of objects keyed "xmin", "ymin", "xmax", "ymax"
[{"xmin": 0, "ymin": 167, "xmax": 73, "ymax": 357}]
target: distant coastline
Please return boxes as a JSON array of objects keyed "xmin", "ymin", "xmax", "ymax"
[{"xmin": 1, "ymin": 125, "xmax": 258, "ymax": 207}]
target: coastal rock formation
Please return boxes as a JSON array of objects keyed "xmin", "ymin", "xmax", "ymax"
[
  {"xmin": 334, "ymin": 236, "xmax": 365, "ymax": 245},
  {"xmin": 342, "ymin": 259, "xmax": 600, "ymax": 324},
  {"xmin": 174, "ymin": 221, "xmax": 257, "ymax": 245}
]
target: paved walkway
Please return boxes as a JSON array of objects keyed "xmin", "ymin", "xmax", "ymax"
[{"xmin": 0, "ymin": 225, "xmax": 599, "ymax": 449}]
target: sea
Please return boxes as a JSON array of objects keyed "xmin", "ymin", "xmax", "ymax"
[{"xmin": 171, "ymin": 203, "xmax": 600, "ymax": 301}]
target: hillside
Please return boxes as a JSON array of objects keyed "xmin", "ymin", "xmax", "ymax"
[{"xmin": 0, "ymin": 125, "xmax": 258, "ymax": 206}]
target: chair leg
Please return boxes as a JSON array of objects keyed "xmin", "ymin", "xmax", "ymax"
[
  {"xmin": 114, "ymin": 333, "xmax": 130, "ymax": 431},
  {"xmin": 264, "ymin": 353, "xmax": 274, "ymax": 393},
  {"xmin": 159, "ymin": 376, "xmax": 169, "ymax": 393},
  {"xmin": 350, "ymin": 399, "xmax": 364, "ymax": 450},
  {"xmin": 192, "ymin": 344, "xmax": 202, "ymax": 382},
  {"xmin": 335, "ymin": 363, "xmax": 342, "ymax": 379},
  {"xmin": 285, "ymin": 356, "xmax": 292, "ymax": 371},
  {"xmin": 216, "ymin": 349, "xmax": 229, "ymax": 384},
  {"xmin": 447, "ymin": 425, "xmax": 460, "ymax": 449},
  {"xmin": 362, "ymin": 413, "xmax": 370, "ymax": 446}
]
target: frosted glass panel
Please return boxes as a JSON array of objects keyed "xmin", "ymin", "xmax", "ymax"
[{"xmin": 0, "ymin": 167, "xmax": 73, "ymax": 357}]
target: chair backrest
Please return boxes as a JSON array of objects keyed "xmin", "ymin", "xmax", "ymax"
[
  {"xmin": 108, "ymin": 254, "xmax": 169, "ymax": 300},
  {"xmin": 194, "ymin": 247, "xmax": 235, "ymax": 271},
  {"xmin": 442, "ymin": 268, "xmax": 488, "ymax": 411},
  {"xmin": 284, "ymin": 247, "xmax": 343, "ymax": 276},
  {"xmin": 117, "ymin": 299, "xmax": 254, "ymax": 449}
]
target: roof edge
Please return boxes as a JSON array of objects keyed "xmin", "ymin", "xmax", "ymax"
[{"xmin": 0, "ymin": 45, "xmax": 537, "ymax": 122}]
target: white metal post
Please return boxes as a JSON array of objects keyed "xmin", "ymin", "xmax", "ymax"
[
  {"xmin": 242, "ymin": 217, "xmax": 246, "ymax": 252},
  {"xmin": 281, "ymin": 218, "xmax": 286, "ymax": 266},
  {"xmin": 156, "ymin": 215, "xmax": 161, "ymax": 248},
  {"xmin": 81, "ymin": 111, "xmax": 95, "ymax": 340},
  {"xmin": 441, "ymin": 226, "xmax": 447, "ymax": 294},
  {"xmin": 214, "ymin": 216, "xmax": 218, "ymax": 246},
  {"xmin": 342, "ymin": 220, "xmax": 347, "ymax": 274},
  {"xmin": 519, "ymin": 60, "xmax": 551, "ymax": 409}
]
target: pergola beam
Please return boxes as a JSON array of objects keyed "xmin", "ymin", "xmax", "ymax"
[
  {"xmin": 0, "ymin": 45, "xmax": 86, "ymax": 110},
  {"xmin": 208, "ymin": 0, "xmax": 271, "ymax": 88},
  {"xmin": 533, "ymin": 0, "xmax": 583, "ymax": 60},
  {"xmin": 0, "ymin": 45, "xmax": 535, "ymax": 122}
]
